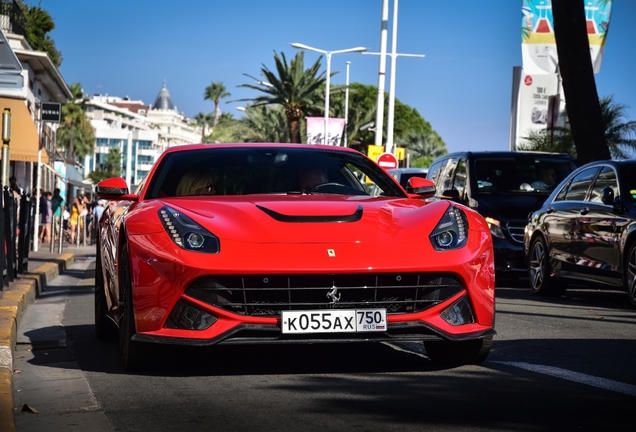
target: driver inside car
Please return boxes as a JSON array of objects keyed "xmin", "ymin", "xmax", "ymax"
[{"xmin": 299, "ymin": 166, "xmax": 328, "ymax": 191}]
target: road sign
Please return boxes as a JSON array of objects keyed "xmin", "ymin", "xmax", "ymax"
[{"xmin": 377, "ymin": 152, "xmax": 398, "ymax": 169}]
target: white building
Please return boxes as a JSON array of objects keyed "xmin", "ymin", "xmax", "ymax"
[{"xmin": 84, "ymin": 81, "xmax": 202, "ymax": 188}]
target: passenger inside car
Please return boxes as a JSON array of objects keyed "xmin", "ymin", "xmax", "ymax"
[
  {"xmin": 176, "ymin": 167, "xmax": 217, "ymax": 196},
  {"xmin": 531, "ymin": 166, "xmax": 557, "ymax": 190}
]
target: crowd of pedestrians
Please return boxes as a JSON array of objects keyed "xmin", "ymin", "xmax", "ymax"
[{"xmin": 36, "ymin": 188, "xmax": 103, "ymax": 246}]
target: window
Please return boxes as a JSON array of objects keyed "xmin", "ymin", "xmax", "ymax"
[
  {"xmin": 562, "ymin": 167, "xmax": 600, "ymax": 201},
  {"xmin": 453, "ymin": 159, "xmax": 467, "ymax": 197},
  {"xmin": 441, "ymin": 158, "xmax": 458, "ymax": 193},
  {"xmin": 589, "ymin": 166, "xmax": 617, "ymax": 204}
]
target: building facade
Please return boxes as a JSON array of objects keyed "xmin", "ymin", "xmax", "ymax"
[{"xmin": 84, "ymin": 82, "xmax": 202, "ymax": 189}]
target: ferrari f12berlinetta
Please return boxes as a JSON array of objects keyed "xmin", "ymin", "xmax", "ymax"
[{"xmin": 95, "ymin": 143, "xmax": 495, "ymax": 370}]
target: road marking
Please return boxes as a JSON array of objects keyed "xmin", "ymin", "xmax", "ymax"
[{"xmin": 493, "ymin": 361, "xmax": 636, "ymax": 397}]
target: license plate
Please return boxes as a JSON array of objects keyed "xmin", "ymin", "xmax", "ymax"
[{"xmin": 281, "ymin": 309, "xmax": 387, "ymax": 334}]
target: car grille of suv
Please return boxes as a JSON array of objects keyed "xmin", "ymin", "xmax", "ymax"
[
  {"xmin": 506, "ymin": 221, "xmax": 526, "ymax": 244},
  {"xmin": 185, "ymin": 273, "xmax": 464, "ymax": 317}
]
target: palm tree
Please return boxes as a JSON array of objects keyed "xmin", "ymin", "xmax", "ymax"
[
  {"xmin": 87, "ymin": 148, "xmax": 123, "ymax": 184},
  {"xmin": 396, "ymin": 132, "xmax": 448, "ymax": 167},
  {"xmin": 237, "ymin": 51, "xmax": 327, "ymax": 143},
  {"xmin": 193, "ymin": 112, "xmax": 214, "ymax": 142},
  {"xmin": 238, "ymin": 105, "xmax": 290, "ymax": 143},
  {"xmin": 204, "ymin": 82, "xmax": 231, "ymax": 129},
  {"xmin": 57, "ymin": 83, "xmax": 95, "ymax": 163},
  {"xmin": 520, "ymin": 95, "xmax": 636, "ymax": 159}
]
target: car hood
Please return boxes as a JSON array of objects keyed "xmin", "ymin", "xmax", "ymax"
[
  {"xmin": 471, "ymin": 194, "xmax": 547, "ymax": 221},
  {"xmin": 151, "ymin": 195, "xmax": 452, "ymax": 244}
]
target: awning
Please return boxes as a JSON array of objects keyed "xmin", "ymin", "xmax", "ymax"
[{"xmin": 0, "ymin": 97, "xmax": 48, "ymax": 164}]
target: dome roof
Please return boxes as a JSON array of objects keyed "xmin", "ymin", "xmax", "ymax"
[{"xmin": 153, "ymin": 79, "xmax": 174, "ymax": 110}]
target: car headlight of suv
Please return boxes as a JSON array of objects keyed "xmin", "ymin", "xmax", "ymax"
[
  {"xmin": 159, "ymin": 206, "xmax": 220, "ymax": 253},
  {"xmin": 484, "ymin": 217, "xmax": 505, "ymax": 239},
  {"xmin": 429, "ymin": 205, "xmax": 469, "ymax": 251}
]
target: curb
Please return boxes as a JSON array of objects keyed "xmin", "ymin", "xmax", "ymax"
[{"xmin": 0, "ymin": 253, "xmax": 75, "ymax": 432}]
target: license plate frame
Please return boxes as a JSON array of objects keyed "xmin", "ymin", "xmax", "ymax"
[{"xmin": 281, "ymin": 309, "xmax": 387, "ymax": 334}]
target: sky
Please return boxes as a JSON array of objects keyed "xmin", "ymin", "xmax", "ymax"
[{"xmin": 40, "ymin": 0, "xmax": 636, "ymax": 155}]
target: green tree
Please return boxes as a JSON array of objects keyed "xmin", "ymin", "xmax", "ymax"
[
  {"xmin": 329, "ymin": 83, "xmax": 445, "ymax": 153},
  {"xmin": 238, "ymin": 51, "xmax": 327, "ymax": 143},
  {"xmin": 57, "ymin": 83, "xmax": 95, "ymax": 162},
  {"xmin": 396, "ymin": 131, "xmax": 448, "ymax": 167},
  {"xmin": 18, "ymin": 1, "xmax": 62, "ymax": 66},
  {"xmin": 87, "ymin": 148, "xmax": 123, "ymax": 184},
  {"xmin": 238, "ymin": 105, "xmax": 290, "ymax": 143},
  {"xmin": 204, "ymin": 82, "xmax": 231, "ymax": 129},
  {"xmin": 552, "ymin": 0, "xmax": 610, "ymax": 163},
  {"xmin": 193, "ymin": 112, "xmax": 214, "ymax": 142},
  {"xmin": 520, "ymin": 95, "xmax": 636, "ymax": 159}
]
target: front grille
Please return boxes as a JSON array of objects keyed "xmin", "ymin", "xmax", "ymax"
[
  {"xmin": 506, "ymin": 221, "xmax": 526, "ymax": 244},
  {"xmin": 185, "ymin": 273, "xmax": 464, "ymax": 317}
]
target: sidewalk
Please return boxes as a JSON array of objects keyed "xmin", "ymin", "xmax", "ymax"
[{"xmin": 0, "ymin": 243, "xmax": 96, "ymax": 432}]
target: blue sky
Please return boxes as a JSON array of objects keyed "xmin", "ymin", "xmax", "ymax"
[{"xmin": 41, "ymin": 0, "xmax": 636, "ymax": 154}]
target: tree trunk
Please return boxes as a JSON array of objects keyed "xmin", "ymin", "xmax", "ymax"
[
  {"xmin": 552, "ymin": 0, "xmax": 610, "ymax": 164},
  {"xmin": 289, "ymin": 117, "xmax": 300, "ymax": 143}
]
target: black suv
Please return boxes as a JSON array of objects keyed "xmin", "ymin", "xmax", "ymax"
[{"xmin": 427, "ymin": 151, "xmax": 577, "ymax": 283}]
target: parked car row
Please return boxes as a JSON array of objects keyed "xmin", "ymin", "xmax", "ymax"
[{"xmin": 424, "ymin": 151, "xmax": 636, "ymax": 307}]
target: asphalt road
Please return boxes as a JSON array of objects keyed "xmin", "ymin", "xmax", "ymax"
[{"xmin": 12, "ymin": 256, "xmax": 636, "ymax": 431}]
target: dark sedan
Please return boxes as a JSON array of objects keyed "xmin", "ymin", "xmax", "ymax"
[{"xmin": 524, "ymin": 159, "xmax": 636, "ymax": 306}]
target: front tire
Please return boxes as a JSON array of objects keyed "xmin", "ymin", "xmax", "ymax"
[
  {"xmin": 119, "ymin": 240, "xmax": 147, "ymax": 371},
  {"xmin": 528, "ymin": 236, "xmax": 566, "ymax": 297},
  {"xmin": 625, "ymin": 241, "xmax": 636, "ymax": 307},
  {"xmin": 95, "ymin": 241, "xmax": 117, "ymax": 340},
  {"xmin": 424, "ymin": 335, "xmax": 493, "ymax": 365}
]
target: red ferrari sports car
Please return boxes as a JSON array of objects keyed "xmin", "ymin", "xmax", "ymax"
[{"xmin": 95, "ymin": 143, "xmax": 495, "ymax": 370}]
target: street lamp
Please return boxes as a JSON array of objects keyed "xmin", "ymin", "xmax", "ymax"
[
  {"xmin": 289, "ymin": 43, "xmax": 367, "ymax": 145},
  {"xmin": 364, "ymin": 0, "xmax": 425, "ymax": 154}
]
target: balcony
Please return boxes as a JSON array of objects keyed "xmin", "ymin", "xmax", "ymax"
[{"xmin": 0, "ymin": 0, "xmax": 26, "ymax": 37}]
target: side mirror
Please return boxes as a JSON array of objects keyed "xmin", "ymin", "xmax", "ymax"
[
  {"xmin": 601, "ymin": 186, "xmax": 614, "ymax": 206},
  {"xmin": 95, "ymin": 177, "xmax": 138, "ymax": 202},
  {"xmin": 406, "ymin": 177, "xmax": 435, "ymax": 198},
  {"xmin": 441, "ymin": 189, "xmax": 460, "ymax": 201}
]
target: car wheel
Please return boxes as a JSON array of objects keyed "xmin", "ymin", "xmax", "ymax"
[
  {"xmin": 528, "ymin": 236, "xmax": 566, "ymax": 297},
  {"xmin": 119, "ymin": 240, "xmax": 147, "ymax": 371},
  {"xmin": 625, "ymin": 241, "xmax": 636, "ymax": 307},
  {"xmin": 424, "ymin": 335, "xmax": 492, "ymax": 365},
  {"xmin": 95, "ymin": 241, "xmax": 117, "ymax": 340}
]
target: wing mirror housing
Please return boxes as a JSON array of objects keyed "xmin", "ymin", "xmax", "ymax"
[
  {"xmin": 441, "ymin": 189, "xmax": 461, "ymax": 201},
  {"xmin": 601, "ymin": 186, "xmax": 614, "ymax": 206},
  {"xmin": 406, "ymin": 177, "xmax": 436, "ymax": 198},
  {"xmin": 95, "ymin": 177, "xmax": 139, "ymax": 202}
]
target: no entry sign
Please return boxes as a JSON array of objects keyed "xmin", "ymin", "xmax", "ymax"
[{"xmin": 377, "ymin": 152, "xmax": 398, "ymax": 169}]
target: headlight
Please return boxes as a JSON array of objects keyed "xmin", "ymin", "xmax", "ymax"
[
  {"xmin": 159, "ymin": 206, "xmax": 220, "ymax": 253},
  {"xmin": 429, "ymin": 205, "xmax": 469, "ymax": 251},
  {"xmin": 484, "ymin": 217, "xmax": 505, "ymax": 239}
]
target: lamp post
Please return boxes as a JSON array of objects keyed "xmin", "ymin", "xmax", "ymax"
[
  {"xmin": 344, "ymin": 61, "xmax": 351, "ymax": 147},
  {"xmin": 289, "ymin": 43, "xmax": 367, "ymax": 145},
  {"xmin": 1, "ymin": 108, "xmax": 11, "ymax": 186},
  {"xmin": 365, "ymin": 0, "xmax": 425, "ymax": 154}
]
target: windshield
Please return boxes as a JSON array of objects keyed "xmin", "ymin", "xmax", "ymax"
[
  {"xmin": 144, "ymin": 146, "xmax": 406, "ymax": 199},
  {"xmin": 473, "ymin": 155, "xmax": 577, "ymax": 194}
]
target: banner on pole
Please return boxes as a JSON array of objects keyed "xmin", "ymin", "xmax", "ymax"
[
  {"xmin": 521, "ymin": 0, "xmax": 612, "ymax": 74},
  {"xmin": 306, "ymin": 117, "xmax": 346, "ymax": 145}
]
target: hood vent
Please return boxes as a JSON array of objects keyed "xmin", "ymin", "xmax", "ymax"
[{"xmin": 256, "ymin": 204, "xmax": 363, "ymax": 223}]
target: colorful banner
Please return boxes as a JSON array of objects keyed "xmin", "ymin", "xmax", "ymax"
[
  {"xmin": 510, "ymin": 67, "xmax": 566, "ymax": 150},
  {"xmin": 521, "ymin": 0, "xmax": 612, "ymax": 74},
  {"xmin": 306, "ymin": 117, "xmax": 346, "ymax": 145}
]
